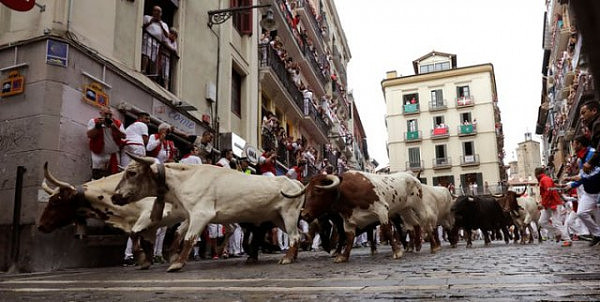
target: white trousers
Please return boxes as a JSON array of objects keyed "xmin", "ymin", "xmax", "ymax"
[
  {"xmin": 577, "ymin": 191, "xmax": 600, "ymax": 237},
  {"xmin": 228, "ymin": 224, "xmax": 243, "ymax": 255},
  {"xmin": 153, "ymin": 227, "xmax": 167, "ymax": 257},
  {"xmin": 539, "ymin": 206, "xmax": 570, "ymax": 240},
  {"xmin": 277, "ymin": 228, "xmax": 289, "ymax": 250},
  {"xmin": 124, "ymin": 237, "xmax": 133, "ymax": 259},
  {"xmin": 566, "ymin": 211, "xmax": 590, "ymax": 236},
  {"xmin": 121, "ymin": 144, "xmax": 146, "ymax": 168}
]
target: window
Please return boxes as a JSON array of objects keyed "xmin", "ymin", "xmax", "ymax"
[
  {"xmin": 433, "ymin": 116, "xmax": 445, "ymax": 127},
  {"xmin": 403, "ymin": 93, "xmax": 419, "ymax": 105},
  {"xmin": 433, "ymin": 175, "xmax": 455, "ymax": 187},
  {"xmin": 407, "ymin": 119, "xmax": 418, "ymax": 132},
  {"xmin": 463, "ymin": 141, "xmax": 474, "ymax": 156},
  {"xmin": 231, "ymin": 0, "xmax": 253, "ymax": 35},
  {"xmin": 461, "ymin": 112, "xmax": 472, "ymax": 123},
  {"xmin": 231, "ymin": 68, "xmax": 243, "ymax": 117},
  {"xmin": 435, "ymin": 145, "xmax": 447, "ymax": 159},
  {"xmin": 408, "ymin": 147, "xmax": 421, "ymax": 166},
  {"xmin": 420, "ymin": 64, "xmax": 433, "ymax": 73},
  {"xmin": 434, "ymin": 62, "xmax": 450, "ymax": 71},
  {"xmin": 431, "ymin": 89, "xmax": 443, "ymax": 107},
  {"xmin": 457, "ymin": 85, "xmax": 470, "ymax": 98}
]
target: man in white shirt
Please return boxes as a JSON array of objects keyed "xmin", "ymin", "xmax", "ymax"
[
  {"xmin": 146, "ymin": 123, "xmax": 176, "ymax": 164},
  {"xmin": 216, "ymin": 149, "xmax": 234, "ymax": 168},
  {"xmin": 142, "ymin": 5, "xmax": 169, "ymax": 74},
  {"xmin": 179, "ymin": 146, "xmax": 203, "ymax": 165},
  {"xmin": 121, "ymin": 112, "xmax": 150, "ymax": 168}
]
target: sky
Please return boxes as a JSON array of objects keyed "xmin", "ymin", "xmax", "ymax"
[{"xmin": 333, "ymin": 0, "xmax": 546, "ymax": 168}]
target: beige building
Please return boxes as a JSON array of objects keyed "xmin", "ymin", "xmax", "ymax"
[
  {"xmin": 514, "ymin": 132, "xmax": 542, "ymax": 182},
  {"xmin": 382, "ymin": 51, "xmax": 506, "ymax": 194}
]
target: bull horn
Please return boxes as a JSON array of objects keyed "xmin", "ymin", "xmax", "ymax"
[
  {"xmin": 41, "ymin": 179, "xmax": 58, "ymax": 195},
  {"xmin": 44, "ymin": 162, "xmax": 75, "ymax": 190},
  {"xmin": 281, "ymin": 186, "xmax": 306, "ymax": 199},
  {"xmin": 125, "ymin": 151, "xmax": 155, "ymax": 166},
  {"xmin": 450, "ymin": 192, "xmax": 459, "ymax": 199},
  {"xmin": 516, "ymin": 186, "xmax": 528, "ymax": 197},
  {"xmin": 492, "ymin": 193, "xmax": 504, "ymax": 198},
  {"xmin": 315, "ymin": 174, "xmax": 340, "ymax": 190}
]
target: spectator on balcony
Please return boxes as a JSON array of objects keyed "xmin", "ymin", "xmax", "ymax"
[
  {"xmin": 301, "ymin": 84, "xmax": 313, "ymax": 115},
  {"xmin": 159, "ymin": 27, "xmax": 178, "ymax": 89},
  {"xmin": 579, "ymin": 100, "xmax": 600, "ymax": 174},
  {"xmin": 337, "ymin": 154, "xmax": 348, "ymax": 175},
  {"xmin": 142, "ymin": 5, "xmax": 169, "ymax": 75}
]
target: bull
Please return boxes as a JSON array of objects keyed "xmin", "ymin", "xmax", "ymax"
[
  {"xmin": 496, "ymin": 190, "xmax": 542, "ymax": 244},
  {"xmin": 111, "ymin": 153, "xmax": 305, "ymax": 272},
  {"xmin": 450, "ymin": 195, "xmax": 511, "ymax": 248},
  {"xmin": 38, "ymin": 163, "xmax": 187, "ymax": 269},
  {"xmin": 282, "ymin": 171, "xmax": 423, "ymax": 262}
]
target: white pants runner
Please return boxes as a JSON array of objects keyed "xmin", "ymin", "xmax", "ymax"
[{"xmin": 539, "ymin": 206, "xmax": 570, "ymax": 240}]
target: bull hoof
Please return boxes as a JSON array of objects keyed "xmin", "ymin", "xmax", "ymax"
[
  {"xmin": 450, "ymin": 244, "xmax": 457, "ymax": 248},
  {"xmin": 166, "ymin": 262, "xmax": 184, "ymax": 272},
  {"xmin": 278, "ymin": 257, "xmax": 294, "ymax": 265},
  {"xmin": 370, "ymin": 249, "xmax": 378, "ymax": 256},
  {"xmin": 331, "ymin": 252, "xmax": 340, "ymax": 258},
  {"xmin": 169, "ymin": 253, "xmax": 179, "ymax": 264},
  {"xmin": 245, "ymin": 257, "xmax": 258, "ymax": 264},
  {"xmin": 431, "ymin": 246, "xmax": 441, "ymax": 253},
  {"xmin": 139, "ymin": 262, "xmax": 152, "ymax": 270},
  {"xmin": 466, "ymin": 244, "xmax": 472, "ymax": 249},
  {"xmin": 392, "ymin": 250, "xmax": 403, "ymax": 259},
  {"xmin": 334, "ymin": 256, "xmax": 348, "ymax": 263},
  {"xmin": 484, "ymin": 242, "xmax": 491, "ymax": 246}
]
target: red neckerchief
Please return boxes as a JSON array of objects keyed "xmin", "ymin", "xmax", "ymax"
[{"xmin": 576, "ymin": 148, "xmax": 587, "ymax": 160}]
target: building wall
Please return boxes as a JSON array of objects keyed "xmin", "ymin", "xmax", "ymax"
[
  {"xmin": 516, "ymin": 140, "xmax": 541, "ymax": 181},
  {"xmin": 383, "ymin": 64, "xmax": 503, "ymax": 188},
  {"xmin": 0, "ymin": 0, "xmax": 266, "ymax": 271}
]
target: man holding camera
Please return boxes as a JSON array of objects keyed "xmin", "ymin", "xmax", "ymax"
[{"xmin": 87, "ymin": 106, "xmax": 126, "ymax": 180}]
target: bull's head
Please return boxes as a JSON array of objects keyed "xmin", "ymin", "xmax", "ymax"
[
  {"xmin": 111, "ymin": 152, "xmax": 158, "ymax": 206},
  {"xmin": 300, "ymin": 174, "xmax": 340, "ymax": 222},
  {"xmin": 38, "ymin": 163, "xmax": 82, "ymax": 233},
  {"xmin": 500, "ymin": 190, "xmax": 526, "ymax": 215},
  {"xmin": 451, "ymin": 195, "xmax": 478, "ymax": 226}
]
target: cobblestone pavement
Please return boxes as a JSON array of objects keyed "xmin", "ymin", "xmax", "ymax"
[{"xmin": 1, "ymin": 240, "xmax": 600, "ymax": 301}]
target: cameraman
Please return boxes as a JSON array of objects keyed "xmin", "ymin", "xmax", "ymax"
[{"xmin": 87, "ymin": 106, "xmax": 126, "ymax": 180}]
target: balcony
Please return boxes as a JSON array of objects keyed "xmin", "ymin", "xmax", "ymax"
[
  {"xmin": 431, "ymin": 126, "xmax": 449, "ymax": 139},
  {"xmin": 460, "ymin": 154, "xmax": 480, "ymax": 167},
  {"xmin": 403, "ymin": 103, "xmax": 420, "ymax": 115},
  {"xmin": 405, "ymin": 130, "xmax": 422, "ymax": 142},
  {"xmin": 295, "ymin": 0, "xmax": 327, "ymax": 51},
  {"xmin": 456, "ymin": 95, "xmax": 475, "ymax": 107},
  {"xmin": 259, "ymin": 44, "xmax": 329, "ymax": 142},
  {"xmin": 141, "ymin": 30, "xmax": 179, "ymax": 92},
  {"xmin": 429, "ymin": 100, "xmax": 447, "ymax": 111},
  {"xmin": 303, "ymin": 46, "xmax": 329, "ymax": 85},
  {"xmin": 405, "ymin": 160, "xmax": 424, "ymax": 172},
  {"xmin": 432, "ymin": 157, "xmax": 452, "ymax": 170},
  {"xmin": 458, "ymin": 124, "xmax": 477, "ymax": 136}
]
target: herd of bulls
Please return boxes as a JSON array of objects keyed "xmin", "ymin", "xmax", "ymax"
[{"xmin": 38, "ymin": 153, "xmax": 541, "ymax": 272}]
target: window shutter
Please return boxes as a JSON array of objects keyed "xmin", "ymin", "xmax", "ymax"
[{"xmin": 240, "ymin": 0, "xmax": 253, "ymax": 35}]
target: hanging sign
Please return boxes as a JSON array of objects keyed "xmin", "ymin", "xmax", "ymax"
[
  {"xmin": 0, "ymin": 0, "xmax": 36, "ymax": 11},
  {"xmin": 0, "ymin": 71, "xmax": 25, "ymax": 97},
  {"xmin": 82, "ymin": 82, "xmax": 109, "ymax": 107},
  {"xmin": 46, "ymin": 40, "xmax": 68, "ymax": 67}
]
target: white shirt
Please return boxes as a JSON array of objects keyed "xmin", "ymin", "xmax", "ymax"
[
  {"xmin": 124, "ymin": 121, "xmax": 148, "ymax": 146},
  {"xmin": 216, "ymin": 157, "xmax": 231, "ymax": 168},
  {"xmin": 143, "ymin": 15, "xmax": 168, "ymax": 41},
  {"xmin": 180, "ymin": 155, "xmax": 202, "ymax": 165},
  {"xmin": 146, "ymin": 134, "xmax": 173, "ymax": 163}
]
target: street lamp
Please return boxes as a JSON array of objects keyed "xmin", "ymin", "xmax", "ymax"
[{"xmin": 208, "ymin": 4, "xmax": 276, "ymax": 31}]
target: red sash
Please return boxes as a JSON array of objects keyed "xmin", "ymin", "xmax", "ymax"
[{"xmin": 147, "ymin": 133, "xmax": 175, "ymax": 161}]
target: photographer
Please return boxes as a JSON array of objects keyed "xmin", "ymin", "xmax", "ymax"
[
  {"xmin": 86, "ymin": 106, "xmax": 126, "ymax": 180},
  {"xmin": 147, "ymin": 123, "xmax": 176, "ymax": 163}
]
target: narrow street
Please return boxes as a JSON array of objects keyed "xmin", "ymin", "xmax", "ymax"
[{"xmin": 2, "ymin": 240, "xmax": 599, "ymax": 301}]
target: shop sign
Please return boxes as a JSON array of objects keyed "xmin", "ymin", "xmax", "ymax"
[
  {"xmin": 244, "ymin": 145, "xmax": 259, "ymax": 164},
  {"xmin": 1, "ymin": 71, "xmax": 25, "ymax": 97},
  {"xmin": 82, "ymin": 82, "xmax": 108, "ymax": 107},
  {"xmin": 1, "ymin": 0, "xmax": 35, "ymax": 11},
  {"xmin": 152, "ymin": 99, "xmax": 195, "ymax": 135}
]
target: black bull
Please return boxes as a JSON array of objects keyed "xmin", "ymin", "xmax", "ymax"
[{"xmin": 449, "ymin": 195, "xmax": 512, "ymax": 247}]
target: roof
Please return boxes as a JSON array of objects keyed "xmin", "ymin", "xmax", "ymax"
[{"xmin": 412, "ymin": 50, "xmax": 457, "ymax": 74}]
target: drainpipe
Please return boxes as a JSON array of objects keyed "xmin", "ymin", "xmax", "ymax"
[{"xmin": 8, "ymin": 166, "xmax": 26, "ymax": 273}]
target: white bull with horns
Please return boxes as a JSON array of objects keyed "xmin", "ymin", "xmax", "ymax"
[{"xmin": 111, "ymin": 152, "xmax": 305, "ymax": 272}]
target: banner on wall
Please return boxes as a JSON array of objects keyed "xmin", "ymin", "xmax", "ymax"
[{"xmin": 152, "ymin": 99, "xmax": 196, "ymax": 135}]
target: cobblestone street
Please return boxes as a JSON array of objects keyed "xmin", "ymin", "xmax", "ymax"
[{"xmin": 1, "ymin": 240, "xmax": 599, "ymax": 301}]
